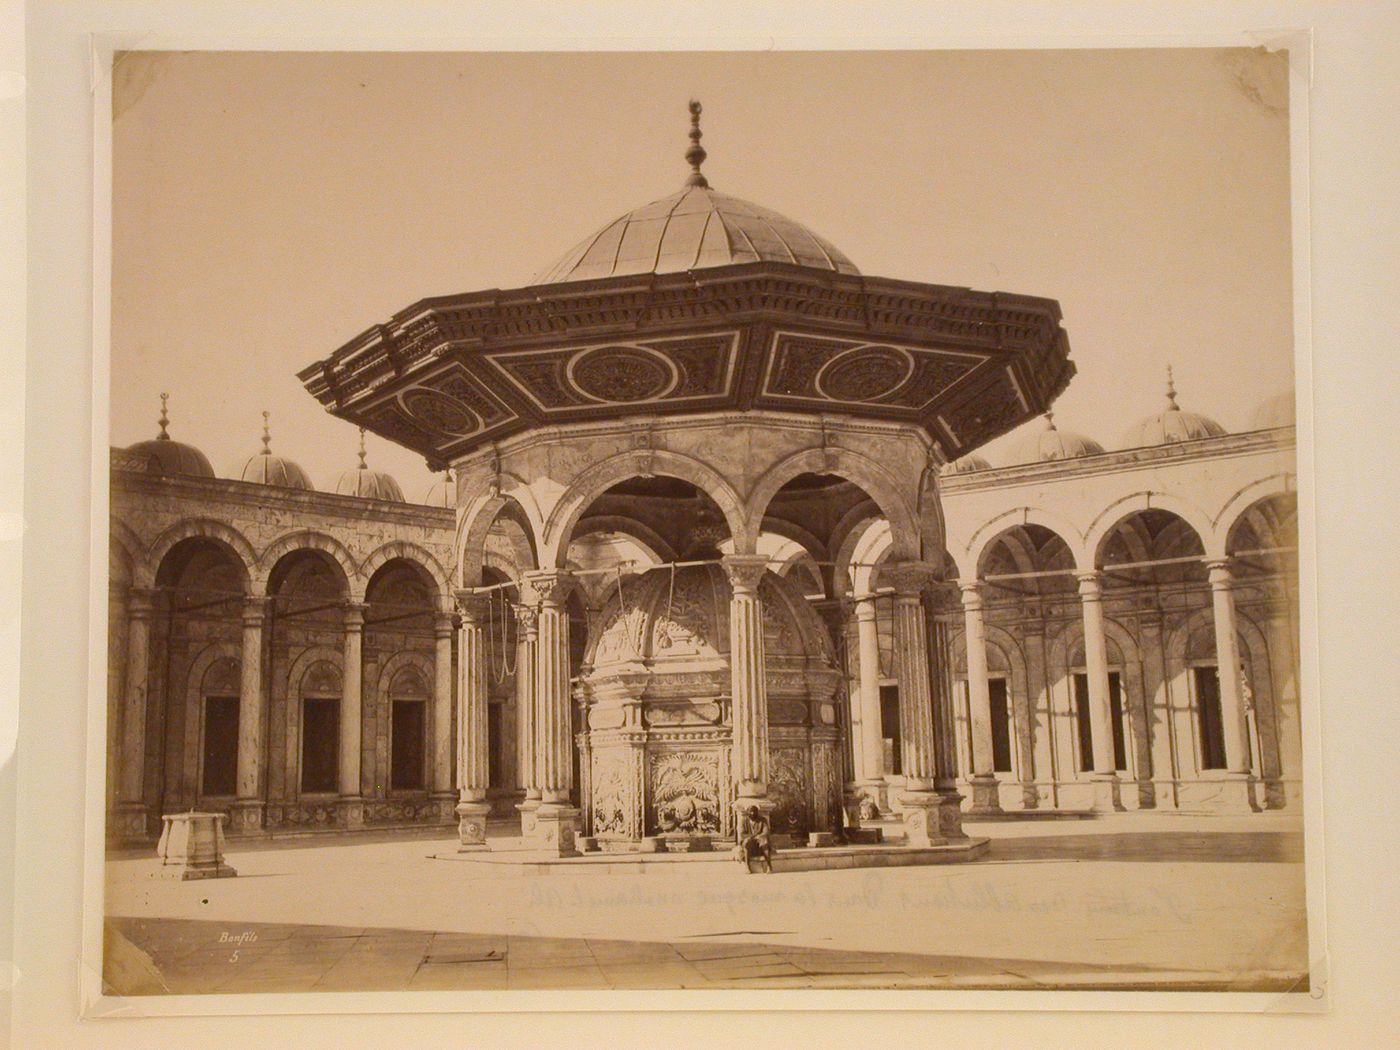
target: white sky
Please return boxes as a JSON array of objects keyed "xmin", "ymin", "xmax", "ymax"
[{"xmin": 112, "ymin": 48, "xmax": 1293, "ymax": 500}]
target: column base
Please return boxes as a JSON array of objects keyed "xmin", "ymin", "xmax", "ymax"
[
  {"xmin": 455, "ymin": 799, "xmax": 492, "ymax": 850},
  {"xmin": 112, "ymin": 802, "xmax": 150, "ymax": 840},
  {"xmin": 228, "ymin": 800, "xmax": 265, "ymax": 834},
  {"xmin": 1197, "ymin": 773, "xmax": 1263, "ymax": 813},
  {"xmin": 525, "ymin": 803, "xmax": 580, "ymax": 857},
  {"xmin": 337, "ymin": 797, "xmax": 365, "ymax": 828},
  {"xmin": 898, "ymin": 792, "xmax": 947, "ymax": 848},
  {"xmin": 840, "ymin": 787, "xmax": 866, "ymax": 830},
  {"xmin": 517, "ymin": 797, "xmax": 541, "ymax": 838},
  {"xmin": 966, "ymin": 775, "xmax": 1003, "ymax": 816},
  {"xmin": 1089, "ymin": 775, "xmax": 1124, "ymax": 813},
  {"xmin": 936, "ymin": 790, "xmax": 968, "ymax": 841}
]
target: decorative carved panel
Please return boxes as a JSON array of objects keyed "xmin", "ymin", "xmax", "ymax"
[
  {"xmin": 767, "ymin": 746, "xmax": 809, "ymax": 836},
  {"xmin": 647, "ymin": 750, "xmax": 721, "ymax": 835},
  {"xmin": 590, "ymin": 748, "xmax": 641, "ymax": 838},
  {"xmin": 764, "ymin": 333, "xmax": 983, "ymax": 412}
]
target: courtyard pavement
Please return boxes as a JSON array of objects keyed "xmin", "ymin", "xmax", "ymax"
[{"xmin": 103, "ymin": 813, "xmax": 1310, "ymax": 996}]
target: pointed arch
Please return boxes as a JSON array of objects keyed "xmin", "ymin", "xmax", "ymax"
[
  {"xmin": 541, "ymin": 449, "xmax": 747, "ymax": 567},
  {"xmin": 744, "ymin": 447, "xmax": 920, "ymax": 560}
]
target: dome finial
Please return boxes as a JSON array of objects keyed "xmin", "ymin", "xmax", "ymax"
[
  {"xmin": 1165, "ymin": 364, "xmax": 1179, "ymax": 410},
  {"xmin": 157, "ymin": 392, "xmax": 170, "ymax": 440},
  {"xmin": 357, "ymin": 427, "xmax": 368, "ymax": 470},
  {"xmin": 684, "ymin": 99, "xmax": 709, "ymax": 189},
  {"xmin": 260, "ymin": 410, "xmax": 272, "ymax": 455}
]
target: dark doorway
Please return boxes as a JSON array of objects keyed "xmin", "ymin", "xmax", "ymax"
[
  {"xmin": 302, "ymin": 698, "xmax": 339, "ymax": 793},
  {"xmin": 988, "ymin": 677, "xmax": 1013, "ymax": 773},
  {"xmin": 391, "ymin": 699, "xmax": 426, "ymax": 791},
  {"xmin": 201, "ymin": 695, "xmax": 239, "ymax": 796},
  {"xmin": 1073, "ymin": 672, "xmax": 1128, "ymax": 772},
  {"xmin": 1195, "ymin": 665, "xmax": 1227, "ymax": 770}
]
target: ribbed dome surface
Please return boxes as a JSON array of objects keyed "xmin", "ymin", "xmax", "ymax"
[
  {"xmin": 1123, "ymin": 407, "xmax": 1227, "ymax": 448},
  {"xmin": 240, "ymin": 452, "xmax": 314, "ymax": 491},
  {"xmin": 1011, "ymin": 414, "xmax": 1105, "ymax": 464},
  {"xmin": 125, "ymin": 437, "xmax": 215, "ymax": 479},
  {"xmin": 532, "ymin": 186, "xmax": 860, "ymax": 285},
  {"xmin": 335, "ymin": 467, "xmax": 405, "ymax": 503},
  {"xmin": 941, "ymin": 453, "xmax": 992, "ymax": 475},
  {"xmin": 1249, "ymin": 390, "xmax": 1296, "ymax": 431}
]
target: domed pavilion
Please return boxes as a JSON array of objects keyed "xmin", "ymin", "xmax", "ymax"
[{"xmin": 299, "ymin": 102, "xmax": 1075, "ymax": 856}]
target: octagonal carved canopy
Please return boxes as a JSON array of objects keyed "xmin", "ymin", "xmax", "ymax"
[{"xmin": 298, "ymin": 262, "xmax": 1074, "ymax": 470}]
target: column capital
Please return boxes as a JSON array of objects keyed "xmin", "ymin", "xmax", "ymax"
[
  {"xmin": 1206, "ymin": 558, "xmax": 1234, "ymax": 587},
  {"xmin": 958, "ymin": 579, "xmax": 984, "ymax": 608},
  {"xmin": 241, "ymin": 594, "xmax": 270, "ymax": 626},
  {"xmin": 454, "ymin": 588, "xmax": 493, "ymax": 622},
  {"xmin": 433, "ymin": 611, "xmax": 456, "ymax": 637},
  {"xmin": 522, "ymin": 569, "xmax": 575, "ymax": 608},
  {"xmin": 127, "ymin": 587, "xmax": 157, "ymax": 619},
  {"xmin": 513, "ymin": 601, "xmax": 539, "ymax": 637},
  {"xmin": 852, "ymin": 594, "xmax": 879, "ymax": 621},
  {"xmin": 1076, "ymin": 570, "xmax": 1103, "ymax": 598},
  {"xmin": 342, "ymin": 601, "xmax": 367, "ymax": 629},
  {"xmin": 721, "ymin": 554, "xmax": 770, "ymax": 595},
  {"xmin": 886, "ymin": 560, "xmax": 938, "ymax": 598}
]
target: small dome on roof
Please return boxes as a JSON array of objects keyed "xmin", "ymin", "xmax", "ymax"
[
  {"xmin": 1011, "ymin": 412, "xmax": 1105, "ymax": 464},
  {"xmin": 1249, "ymin": 389, "xmax": 1296, "ymax": 430},
  {"xmin": 940, "ymin": 453, "xmax": 992, "ymax": 475},
  {"xmin": 335, "ymin": 428, "xmax": 405, "ymax": 503},
  {"xmin": 237, "ymin": 412, "xmax": 314, "ymax": 491},
  {"xmin": 423, "ymin": 470, "xmax": 455, "ymax": 508},
  {"xmin": 1122, "ymin": 366, "xmax": 1227, "ymax": 448},
  {"xmin": 124, "ymin": 394, "xmax": 215, "ymax": 479},
  {"xmin": 531, "ymin": 101, "xmax": 858, "ymax": 285}
]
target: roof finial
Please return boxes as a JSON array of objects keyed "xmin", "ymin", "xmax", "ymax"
[
  {"xmin": 1165, "ymin": 364, "xmax": 1179, "ymax": 410},
  {"xmin": 1044, "ymin": 409, "xmax": 1057, "ymax": 431},
  {"xmin": 684, "ymin": 99, "xmax": 709, "ymax": 189},
  {"xmin": 357, "ymin": 427, "xmax": 368, "ymax": 470},
  {"xmin": 157, "ymin": 392, "xmax": 170, "ymax": 440},
  {"xmin": 260, "ymin": 411, "xmax": 272, "ymax": 455}
]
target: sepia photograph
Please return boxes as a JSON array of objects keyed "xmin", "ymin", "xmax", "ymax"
[{"xmin": 96, "ymin": 45, "xmax": 1311, "ymax": 1004}]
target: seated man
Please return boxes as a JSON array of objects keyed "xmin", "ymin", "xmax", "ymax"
[{"xmin": 734, "ymin": 803, "xmax": 773, "ymax": 874}]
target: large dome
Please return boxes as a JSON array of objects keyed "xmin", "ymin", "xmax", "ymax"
[
  {"xmin": 237, "ymin": 413, "xmax": 314, "ymax": 491},
  {"xmin": 532, "ymin": 185, "xmax": 860, "ymax": 286}
]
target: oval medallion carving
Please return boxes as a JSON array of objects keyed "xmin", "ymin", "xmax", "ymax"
[
  {"xmin": 817, "ymin": 346, "xmax": 914, "ymax": 402},
  {"xmin": 401, "ymin": 388, "xmax": 480, "ymax": 435},
  {"xmin": 570, "ymin": 347, "xmax": 677, "ymax": 403}
]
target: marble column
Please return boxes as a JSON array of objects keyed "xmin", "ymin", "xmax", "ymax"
[
  {"xmin": 924, "ymin": 587, "xmax": 968, "ymax": 839},
  {"xmin": 888, "ymin": 562, "xmax": 944, "ymax": 846},
  {"xmin": 722, "ymin": 555, "xmax": 773, "ymax": 825},
  {"xmin": 852, "ymin": 595, "xmax": 887, "ymax": 810},
  {"xmin": 523, "ymin": 570, "xmax": 579, "ymax": 855},
  {"xmin": 430, "ymin": 609, "xmax": 457, "ymax": 818},
  {"xmin": 114, "ymin": 587, "xmax": 155, "ymax": 838},
  {"xmin": 514, "ymin": 602, "xmax": 540, "ymax": 835},
  {"xmin": 230, "ymin": 595, "xmax": 268, "ymax": 833},
  {"xmin": 453, "ymin": 591, "xmax": 492, "ymax": 849},
  {"xmin": 959, "ymin": 581, "xmax": 1003, "ymax": 815},
  {"xmin": 338, "ymin": 601, "xmax": 365, "ymax": 827},
  {"xmin": 1207, "ymin": 559, "xmax": 1258, "ymax": 810},
  {"xmin": 1076, "ymin": 572, "xmax": 1122, "ymax": 812}
]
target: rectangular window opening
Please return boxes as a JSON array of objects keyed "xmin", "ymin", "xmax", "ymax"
[
  {"xmin": 301, "ymin": 697, "xmax": 340, "ymax": 794},
  {"xmin": 391, "ymin": 699, "xmax": 426, "ymax": 791},
  {"xmin": 201, "ymin": 695, "xmax": 239, "ymax": 796},
  {"xmin": 988, "ymin": 677, "xmax": 1013, "ymax": 774},
  {"xmin": 1195, "ymin": 665, "xmax": 1227, "ymax": 770}
]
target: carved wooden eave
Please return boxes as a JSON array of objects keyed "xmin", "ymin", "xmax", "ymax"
[{"xmin": 299, "ymin": 262, "xmax": 1075, "ymax": 468}]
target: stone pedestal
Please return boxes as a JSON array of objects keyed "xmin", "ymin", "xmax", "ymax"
[
  {"xmin": 337, "ymin": 798, "xmax": 365, "ymax": 828},
  {"xmin": 1090, "ymin": 774, "xmax": 1124, "ymax": 813},
  {"xmin": 528, "ymin": 804, "xmax": 581, "ymax": 857},
  {"xmin": 113, "ymin": 802, "xmax": 149, "ymax": 840},
  {"xmin": 455, "ymin": 799, "xmax": 492, "ymax": 851},
  {"xmin": 1200, "ymin": 773, "xmax": 1261, "ymax": 813},
  {"xmin": 937, "ymin": 791, "xmax": 968, "ymax": 840},
  {"xmin": 967, "ymin": 774, "xmax": 1003, "ymax": 817},
  {"xmin": 156, "ymin": 812, "xmax": 236, "ymax": 880},
  {"xmin": 517, "ymin": 797, "xmax": 541, "ymax": 838},
  {"xmin": 899, "ymin": 793, "xmax": 947, "ymax": 848}
]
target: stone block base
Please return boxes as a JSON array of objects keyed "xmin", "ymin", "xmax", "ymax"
[
  {"xmin": 967, "ymin": 776, "xmax": 1003, "ymax": 816},
  {"xmin": 937, "ymin": 791, "xmax": 967, "ymax": 840},
  {"xmin": 228, "ymin": 800, "xmax": 264, "ymax": 834},
  {"xmin": 337, "ymin": 798, "xmax": 365, "ymax": 828},
  {"xmin": 1179, "ymin": 774, "xmax": 1262, "ymax": 813},
  {"xmin": 112, "ymin": 803, "xmax": 150, "ymax": 841},
  {"xmin": 455, "ymin": 799, "xmax": 492, "ymax": 851},
  {"xmin": 1090, "ymin": 775, "xmax": 1124, "ymax": 813},
  {"xmin": 898, "ymin": 793, "xmax": 947, "ymax": 848},
  {"xmin": 517, "ymin": 798, "xmax": 541, "ymax": 838},
  {"xmin": 524, "ymin": 804, "xmax": 581, "ymax": 857}
]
